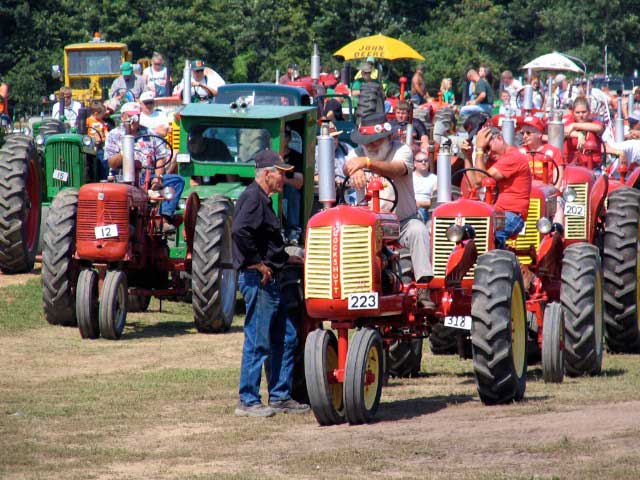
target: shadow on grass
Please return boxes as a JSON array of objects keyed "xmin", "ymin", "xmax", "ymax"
[
  {"xmin": 377, "ymin": 393, "xmax": 474, "ymax": 421},
  {"xmin": 124, "ymin": 320, "xmax": 195, "ymax": 339}
]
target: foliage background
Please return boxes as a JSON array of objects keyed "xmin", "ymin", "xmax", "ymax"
[{"xmin": 1, "ymin": 0, "xmax": 638, "ymax": 114}]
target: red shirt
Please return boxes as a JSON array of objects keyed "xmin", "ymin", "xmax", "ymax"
[
  {"xmin": 490, "ymin": 147, "xmax": 532, "ymax": 219},
  {"xmin": 518, "ymin": 143, "xmax": 564, "ymax": 178},
  {"xmin": 564, "ymin": 118, "xmax": 603, "ymax": 165}
]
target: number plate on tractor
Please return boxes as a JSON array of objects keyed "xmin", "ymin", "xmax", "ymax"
[
  {"xmin": 444, "ymin": 315, "xmax": 472, "ymax": 330},
  {"xmin": 348, "ymin": 292, "xmax": 378, "ymax": 310},
  {"xmin": 52, "ymin": 169, "xmax": 69, "ymax": 182},
  {"xmin": 95, "ymin": 225, "xmax": 119, "ymax": 239},
  {"xmin": 564, "ymin": 203, "xmax": 585, "ymax": 217}
]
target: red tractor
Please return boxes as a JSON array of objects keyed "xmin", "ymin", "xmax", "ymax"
[{"xmin": 41, "ymin": 129, "xmax": 232, "ymax": 339}]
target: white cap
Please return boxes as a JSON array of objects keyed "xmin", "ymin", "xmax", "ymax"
[
  {"xmin": 121, "ymin": 102, "xmax": 140, "ymax": 115},
  {"xmin": 140, "ymin": 91, "xmax": 155, "ymax": 102},
  {"xmin": 555, "ymin": 74, "xmax": 567, "ymax": 84}
]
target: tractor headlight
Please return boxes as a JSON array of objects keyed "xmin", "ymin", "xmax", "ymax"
[
  {"xmin": 162, "ymin": 186, "xmax": 176, "ymax": 200},
  {"xmin": 562, "ymin": 187, "xmax": 577, "ymax": 203},
  {"xmin": 35, "ymin": 134, "xmax": 45, "ymax": 146},
  {"xmin": 446, "ymin": 225, "xmax": 464, "ymax": 243},
  {"xmin": 536, "ymin": 217, "xmax": 552, "ymax": 234},
  {"xmin": 82, "ymin": 135, "xmax": 93, "ymax": 147}
]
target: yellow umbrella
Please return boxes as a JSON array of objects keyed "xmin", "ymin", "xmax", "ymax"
[{"xmin": 333, "ymin": 34, "xmax": 425, "ymax": 61}]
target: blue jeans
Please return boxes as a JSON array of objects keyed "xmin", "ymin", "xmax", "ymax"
[
  {"xmin": 283, "ymin": 185, "xmax": 301, "ymax": 242},
  {"xmin": 495, "ymin": 211, "xmax": 524, "ymax": 249},
  {"xmin": 417, "ymin": 207, "xmax": 430, "ymax": 223},
  {"xmin": 460, "ymin": 103, "xmax": 493, "ymax": 118},
  {"xmin": 97, "ymin": 149, "xmax": 109, "ymax": 180},
  {"xmin": 238, "ymin": 270, "xmax": 298, "ymax": 406}
]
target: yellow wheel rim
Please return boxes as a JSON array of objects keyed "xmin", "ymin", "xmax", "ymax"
[
  {"xmin": 363, "ymin": 345, "xmax": 380, "ymax": 411},
  {"xmin": 511, "ymin": 281, "xmax": 526, "ymax": 377},
  {"xmin": 326, "ymin": 343, "xmax": 343, "ymax": 412}
]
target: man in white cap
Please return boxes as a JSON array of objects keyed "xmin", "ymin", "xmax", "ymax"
[
  {"xmin": 139, "ymin": 91, "xmax": 170, "ymax": 137},
  {"xmin": 104, "ymin": 102, "xmax": 184, "ymax": 232},
  {"xmin": 554, "ymin": 74, "xmax": 571, "ymax": 108}
]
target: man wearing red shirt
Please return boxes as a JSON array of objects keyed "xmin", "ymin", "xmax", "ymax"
[
  {"xmin": 465, "ymin": 126, "xmax": 532, "ymax": 248},
  {"xmin": 518, "ymin": 116, "xmax": 565, "ymax": 189}
]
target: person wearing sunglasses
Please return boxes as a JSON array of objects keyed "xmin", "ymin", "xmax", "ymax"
[
  {"xmin": 518, "ymin": 116, "xmax": 564, "ymax": 189},
  {"xmin": 52, "ymin": 86, "xmax": 82, "ymax": 124},
  {"xmin": 413, "ymin": 151, "xmax": 437, "ymax": 224},
  {"xmin": 139, "ymin": 91, "xmax": 170, "ymax": 137},
  {"xmin": 142, "ymin": 52, "xmax": 170, "ymax": 98}
]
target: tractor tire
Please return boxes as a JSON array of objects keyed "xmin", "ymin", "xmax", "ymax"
[
  {"xmin": 38, "ymin": 119, "xmax": 65, "ymax": 136},
  {"xmin": 305, "ymin": 329, "xmax": 345, "ymax": 426},
  {"xmin": 99, "ymin": 270, "xmax": 128, "ymax": 340},
  {"xmin": 429, "ymin": 323, "xmax": 459, "ymax": 355},
  {"xmin": 471, "ymin": 250, "xmax": 527, "ymax": 405},
  {"xmin": 603, "ymin": 187, "xmax": 640, "ymax": 353},
  {"xmin": 541, "ymin": 302, "xmax": 564, "ymax": 383},
  {"xmin": 387, "ymin": 248, "xmax": 423, "ymax": 377},
  {"xmin": 76, "ymin": 269, "xmax": 99, "ymax": 339},
  {"xmin": 42, "ymin": 189, "xmax": 78, "ymax": 326},
  {"xmin": 561, "ymin": 243, "xmax": 604, "ymax": 376},
  {"xmin": 128, "ymin": 294, "xmax": 151, "ymax": 313},
  {"xmin": 192, "ymin": 196, "xmax": 237, "ymax": 333},
  {"xmin": 344, "ymin": 328, "xmax": 384, "ymax": 424},
  {"xmin": 0, "ymin": 135, "xmax": 41, "ymax": 273}
]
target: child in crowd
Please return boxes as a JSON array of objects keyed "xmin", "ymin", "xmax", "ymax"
[{"xmin": 86, "ymin": 101, "xmax": 110, "ymax": 179}]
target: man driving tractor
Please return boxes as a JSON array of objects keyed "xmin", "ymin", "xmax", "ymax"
[{"xmin": 104, "ymin": 102, "xmax": 184, "ymax": 233}]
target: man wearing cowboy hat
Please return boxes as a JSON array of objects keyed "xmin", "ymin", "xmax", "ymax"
[{"xmin": 344, "ymin": 113, "xmax": 434, "ymax": 308}]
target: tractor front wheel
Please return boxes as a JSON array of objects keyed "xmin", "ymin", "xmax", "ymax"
[
  {"xmin": 542, "ymin": 302, "xmax": 564, "ymax": 383},
  {"xmin": 76, "ymin": 269, "xmax": 99, "ymax": 339},
  {"xmin": 561, "ymin": 243, "xmax": 604, "ymax": 376},
  {"xmin": 471, "ymin": 250, "xmax": 527, "ymax": 405},
  {"xmin": 344, "ymin": 328, "xmax": 384, "ymax": 424},
  {"xmin": 42, "ymin": 189, "xmax": 78, "ymax": 326},
  {"xmin": 603, "ymin": 187, "xmax": 640, "ymax": 353},
  {"xmin": 128, "ymin": 295, "xmax": 151, "ymax": 313},
  {"xmin": 99, "ymin": 270, "xmax": 128, "ymax": 340},
  {"xmin": 192, "ymin": 196, "xmax": 237, "ymax": 333},
  {"xmin": 0, "ymin": 135, "xmax": 41, "ymax": 273},
  {"xmin": 305, "ymin": 329, "xmax": 344, "ymax": 426}
]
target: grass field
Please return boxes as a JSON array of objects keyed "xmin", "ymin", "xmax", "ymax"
[{"xmin": 2, "ymin": 279, "xmax": 640, "ymax": 479}]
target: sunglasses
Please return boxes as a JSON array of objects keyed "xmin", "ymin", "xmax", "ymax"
[
  {"xmin": 522, "ymin": 129, "xmax": 539, "ymax": 135},
  {"xmin": 142, "ymin": 101, "xmax": 154, "ymax": 105},
  {"xmin": 415, "ymin": 159, "xmax": 428, "ymax": 164}
]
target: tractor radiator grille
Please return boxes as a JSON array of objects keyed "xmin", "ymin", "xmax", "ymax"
[
  {"xmin": 339, "ymin": 225, "xmax": 372, "ymax": 297},
  {"xmin": 171, "ymin": 120, "xmax": 181, "ymax": 152},
  {"xmin": 304, "ymin": 226, "xmax": 332, "ymax": 299},
  {"xmin": 507, "ymin": 198, "xmax": 541, "ymax": 265},
  {"xmin": 76, "ymin": 199, "xmax": 129, "ymax": 243},
  {"xmin": 432, "ymin": 217, "xmax": 490, "ymax": 279},
  {"xmin": 48, "ymin": 142, "xmax": 78, "ymax": 190},
  {"xmin": 564, "ymin": 183, "xmax": 588, "ymax": 240}
]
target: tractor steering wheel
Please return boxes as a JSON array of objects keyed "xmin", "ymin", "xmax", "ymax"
[
  {"xmin": 339, "ymin": 172, "xmax": 399, "ymax": 212},
  {"xmin": 133, "ymin": 133, "xmax": 174, "ymax": 172},
  {"xmin": 111, "ymin": 88, "xmax": 137, "ymax": 102},
  {"xmin": 86, "ymin": 126, "xmax": 103, "ymax": 145},
  {"xmin": 452, "ymin": 168, "xmax": 500, "ymax": 204},
  {"xmin": 525, "ymin": 152, "xmax": 561, "ymax": 186}
]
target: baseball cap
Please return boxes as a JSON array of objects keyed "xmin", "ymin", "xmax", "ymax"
[
  {"xmin": 191, "ymin": 60, "xmax": 206, "ymax": 71},
  {"xmin": 254, "ymin": 149, "xmax": 294, "ymax": 171},
  {"xmin": 140, "ymin": 91, "xmax": 155, "ymax": 102},
  {"xmin": 120, "ymin": 62, "xmax": 133, "ymax": 75},
  {"xmin": 522, "ymin": 116, "xmax": 545, "ymax": 133},
  {"xmin": 121, "ymin": 102, "xmax": 140, "ymax": 116},
  {"xmin": 288, "ymin": 62, "xmax": 299, "ymax": 69},
  {"xmin": 334, "ymin": 83, "xmax": 350, "ymax": 95}
]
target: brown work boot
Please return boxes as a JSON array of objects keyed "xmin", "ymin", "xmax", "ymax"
[{"xmin": 417, "ymin": 288, "xmax": 435, "ymax": 310}]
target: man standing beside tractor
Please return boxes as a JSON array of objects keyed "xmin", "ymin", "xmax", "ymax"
[
  {"xmin": 344, "ymin": 112, "xmax": 434, "ymax": 308},
  {"xmin": 104, "ymin": 102, "xmax": 184, "ymax": 233},
  {"xmin": 232, "ymin": 149, "xmax": 309, "ymax": 418}
]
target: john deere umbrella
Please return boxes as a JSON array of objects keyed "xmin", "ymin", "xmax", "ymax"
[
  {"xmin": 521, "ymin": 52, "xmax": 584, "ymax": 73},
  {"xmin": 333, "ymin": 34, "xmax": 425, "ymax": 61}
]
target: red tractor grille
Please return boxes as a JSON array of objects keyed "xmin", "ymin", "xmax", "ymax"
[{"xmin": 76, "ymin": 199, "xmax": 129, "ymax": 243}]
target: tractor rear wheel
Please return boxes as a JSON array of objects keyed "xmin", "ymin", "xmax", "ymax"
[
  {"xmin": 42, "ymin": 189, "xmax": 78, "ymax": 326},
  {"xmin": 0, "ymin": 135, "xmax": 41, "ymax": 273},
  {"xmin": 192, "ymin": 196, "xmax": 237, "ymax": 333},
  {"xmin": 387, "ymin": 248, "xmax": 423, "ymax": 377},
  {"xmin": 603, "ymin": 187, "xmax": 640, "ymax": 353},
  {"xmin": 561, "ymin": 243, "xmax": 604, "ymax": 376},
  {"xmin": 99, "ymin": 270, "xmax": 128, "ymax": 340},
  {"xmin": 542, "ymin": 302, "xmax": 564, "ymax": 383},
  {"xmin": 128, "ymin": 294, "xmax": 151, "ymax": 313},
  {"xmin": 305, "ymin": 329, "xmax": 344, "ymax": 426},
  {"xmin": 344, "ymin": 328, "xmax": 384, "ymax": 424},
  {"xmin": 38, "ymin": 119, "xmax": 65, "ymax": 136},
  {"xmin": 428, "ymin": 323, "xmax": 459, "ymax": 355},
  {"xmin": 76, "ymin": 269, "xmax": 99, "ymax": 339},
  {"xmin": 471, "ymin": 250, "xmax": 527, "ymax": 405}
]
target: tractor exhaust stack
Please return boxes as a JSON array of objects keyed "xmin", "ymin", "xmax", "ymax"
[
  {"xmin": 317, "ymin": 123, "xmax": 336, "ymax": 209},
  {"xmin": 404, "ymin": 123, "xmax": 414, "ymax": 146},
  {"xmin": 502, "ymin": 110, "xmax": 515, "ymax": 146},
  {"xmin": 615, "ymin": 99, "xmax": 625, "ymax": 143},
  {"xmin": 122, "ymin": 123, "xmax": 136, "ymax": 184},
  {"xmin": 311, "ymin": 42, "xmax": 320, "ymax": 81},
  {"xmin": 628, "ymin": 91, "xmax": 635, "ymax": 115},
  {"xmin": 182, "ymin": 60, "xmax": 192, "ymax": 105},
  {"xmin": 547, "ymin": 110, "xmax": 564, "ymax": 150},
  {"xmin": 436, "ymin": 138, "xmax": 452, "ymax": 204},
  {"xmin": 522, "ymin": 84, "xmax": 534, "ymax": 111}
]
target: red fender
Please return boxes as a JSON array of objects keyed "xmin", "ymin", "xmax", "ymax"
[
  {"xmin": 589, "ymin": 174, "xmax": 608, "ymax": 243},
  {"xmin": 536, "ymin": 232, "xmax": 563, "ymax": 278},
  {"xmin": 445, "ymin": 239, "xmax": 478, "ymax": 286}
]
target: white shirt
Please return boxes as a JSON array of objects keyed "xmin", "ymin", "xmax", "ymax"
[
  {"xmin": 413, "ymin": 172, "xmax": 437, "ymax": 202},
  {"xmin": 140, "ymin": 109, "xmax": 170, "ymax": 134},
  {"xmin": 52, "ymin": 100, "xmax": 82, "ymax": 123},
  {"xmin": 173, "ymin": 67, "xmax": 226, "ymax": 97},
  {"xmin": 348, "ymin": 141, "xmax": 416, "ymax": 220},
  {"xmin": 143, "ymin": 66, "xmax": 168, "ymax": 95},
  {"xmin": 504, "ymin": 79, "xmax": 522, "ymax": 110},
  {"xmin": 608, "ymin": 139, "xmax": 640, "ymax": 173}
]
